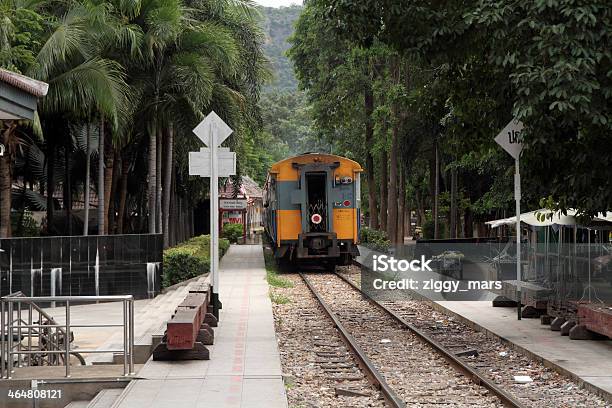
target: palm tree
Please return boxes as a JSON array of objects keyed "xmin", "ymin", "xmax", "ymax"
[
  {"xmin": 2, "ymin": 0, "xmax": 269, "ymax": 239},
  {"xmin": 25, "ymin": 0, "xmax": 130, "ymax": 234},
  {"xmin": 125, "ymin": 0, "xmax": 267, "ymax": 242}
]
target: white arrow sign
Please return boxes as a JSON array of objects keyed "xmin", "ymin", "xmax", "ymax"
[
  {"xmin": 494, "ymin": 119, "xmax": 524, "ymax": 160},
  {"xmin": 192, "ymin": 111, "xmax": 233, "ymax": 147}
]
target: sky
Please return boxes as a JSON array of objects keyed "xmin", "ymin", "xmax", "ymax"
[{"xmin": 255, "ymin": 0, "xmax": 301, "ymax": 7}]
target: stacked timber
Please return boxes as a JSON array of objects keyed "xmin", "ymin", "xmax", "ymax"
[
  {"xmin": 497, "ymin": 280, "xmax": 552, "ymax": 318},
  {"xmin": 577, "ymin": 303, "xmax": 612, "ymax": 339}
]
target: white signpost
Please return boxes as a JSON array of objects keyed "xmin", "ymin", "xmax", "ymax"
[
  {"xmin": 189, "ymin": 111, "xmax": 236, "ymax": 319},
  {"xmin": 495, "ymin": 118, "xmax": 524, "ymax": 320}
]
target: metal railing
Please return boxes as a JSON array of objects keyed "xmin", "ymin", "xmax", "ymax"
[{"xmin": 1, "ymin": 293, "xmax": 134, "ymax": 378}]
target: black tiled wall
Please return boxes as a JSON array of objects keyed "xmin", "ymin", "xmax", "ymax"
[{"xmin": 0, "ymin": 234, "xmax": 163, "ymax": 299}]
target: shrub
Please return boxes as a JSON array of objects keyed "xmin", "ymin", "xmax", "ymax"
[
  {"xmin": 185, "ymin": 234, "xmax": 230, "ymax": 258},
  {"xmin": 162, "ymin": 234, "xmax": 230, "ymax": 287},
  {"xmin": 222, "ymin": 222, "xmax": 243, "ymax": 244},
  {"xmin": 359, "ymin": 227, "xmax": 391, "ymax": 253}
]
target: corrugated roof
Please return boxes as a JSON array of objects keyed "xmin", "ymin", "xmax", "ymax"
[
  {"xmin": 0, "ymin": 68, "xmax": 48, "ymax": 97},
  {"xmin": 220, "ymin": 175, "xmax": 263, "ymax": 199}
]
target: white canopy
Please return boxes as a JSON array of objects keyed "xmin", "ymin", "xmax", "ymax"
[{"xmin": 486, "ymin": 209, "xmax": 612, "ymax": 229}]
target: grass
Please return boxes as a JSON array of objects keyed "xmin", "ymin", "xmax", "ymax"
[
  {"xmin": 267, "ymin": 270, "xmax": 294, "ymax": 288},
  {"xmin": 264, "ymin": 251, "xmax": 294, "ymax": 289},
  {"xmin": 270, "ymin": 291, "xmax": 291, "ymax": 304},
  {"xmin": 263, "ymin": 248, "xmax": 293, "ymax": 304}
]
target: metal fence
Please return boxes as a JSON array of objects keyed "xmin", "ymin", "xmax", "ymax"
[{"xmin": 1, "ymin": 293, "xmax": 134, "ymax": 378}]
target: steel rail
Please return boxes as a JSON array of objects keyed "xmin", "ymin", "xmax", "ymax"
[
  {"xmin": 298, "ymin": 272, "xmax": 406, "ymax": 408},
  {"xmin": 335, "ymin": 271, "xmax": 526, "ymax": 408}
]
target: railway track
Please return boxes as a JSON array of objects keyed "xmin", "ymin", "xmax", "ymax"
[
  {"xmin": 299, "ymin": 271, "xmax": 524, "ymax": 408},
  {"xmin": 271, "ymin": 273, "xmax": 387, "ymax": 407},
  {"xmin": 334, "ymin": 266, "xmax": 612, "ymax": 407}
]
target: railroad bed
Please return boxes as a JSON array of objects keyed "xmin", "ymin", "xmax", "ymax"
[
  {"xmin": 272, "ymin": 274, "xmax": 386, "ymax": 407},
  {"xmin": 300, "ymin": 272, "xmax": 506, "ymax": 408},
  {"xmin": 334, "ymin": 266, "xmax": 611, "ymax": 408}
]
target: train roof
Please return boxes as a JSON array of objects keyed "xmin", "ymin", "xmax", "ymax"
[{"xmin": 269, "ymin": 153, "xmax": 363, "ymax": 172}]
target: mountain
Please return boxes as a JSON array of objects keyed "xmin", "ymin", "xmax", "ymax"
[{"xmin": 259, "ymin": 5, "xmax": 302, "ymax": 92}]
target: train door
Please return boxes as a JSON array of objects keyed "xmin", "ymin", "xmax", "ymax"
[{"xmin": 306, "ymin": 172, "xmax": 327, "ymax": 232}]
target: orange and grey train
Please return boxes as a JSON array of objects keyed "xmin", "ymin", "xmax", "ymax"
[{"xmin": 263, "ymin": 153, "xmax": 362, "ymax": 266}]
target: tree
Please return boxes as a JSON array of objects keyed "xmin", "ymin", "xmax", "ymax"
[
  {"xmin": 2, "ymin": 0, "xmax": 269, "ymax": 240},
  {"xmin": 289, "ymin": 6, "xmax": 385, "ymax": 229},
  {"xmin": 317, "ymin": 0, "xmax": 612, "ymax": 217}
]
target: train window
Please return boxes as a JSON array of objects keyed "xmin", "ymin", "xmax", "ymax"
[{"xmin": 306, "ymin": 173, "xmax": 327, "ymax": 232}]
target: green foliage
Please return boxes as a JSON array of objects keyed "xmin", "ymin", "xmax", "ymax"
[
  {"xmin": 222, "ymin": 222, "xmax": 243, "ymax": 243},
  {"xmin": 267, "ymin": 271, "xmax": 294, "ymax": 289},
  {"xmin": 421, "ymin": 220, "xmax": 446, "ymax": 240},
  {"xmin": 288, "ymin": 5, "xmax": 374, "ymax": 158},
  {"xmin": 0, "ymin": 2, "xmax": 44, "ymax": 72},
  {"xmin": 359, "ymin": 227, "xmax": 390, "ymax": 253},
  {"xmin": 163, "ymin": 246, "xmax": 210, "ymax": 288},
  {"xmin": 314, "ymin": 0, "xmax": 612, "ymax": 217},
  {"xmin": 238, "ymin": 90, "xmax": 325, "ymax": 185},
  {"xmin": 1, "ymin": 0, "xmax": 271, "ymax": 238},
  {"xmin": 162, "ymin": 234, "xmax": 229, "ymax": 287},
  {"xmin": 186, "ymin": 234, "xmax": 230, "ymax": 258}
]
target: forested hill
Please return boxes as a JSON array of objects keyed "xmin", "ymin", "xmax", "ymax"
[
  {"xmin": 259, "ymin": 5, "xmax": 302, "ymax": 91},
  {"xmin": 240, "ymin": 4, "xmax": 324, "ymax": 185}
]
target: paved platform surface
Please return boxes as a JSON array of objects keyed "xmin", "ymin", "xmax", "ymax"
[
  {"xmin": 437, "ymin": 300, "xmax": 612, "ymax": 398},
  {"xmin": 113, "ymin": 245, "xmax": 288, "ymax": 408}
]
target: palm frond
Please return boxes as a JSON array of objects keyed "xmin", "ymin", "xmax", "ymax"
[
  {"xmin": 12, "ymin": 187, "xmax": 47, "ymax": 211},
  {"xmin": 41, "ymin": 57, "xmax": 129, "ymax": 127},
  {"xmin": 181, "ymin": 23, "xmax": 239, "ymax": 77},
  {"xmin": 30, "ymin": 6, "xmax": 92, "ymax": 80}
]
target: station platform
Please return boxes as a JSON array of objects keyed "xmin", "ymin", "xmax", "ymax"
[{"xmin": 113, "ymin": 245, "xmax": 288, "ymax": 408}]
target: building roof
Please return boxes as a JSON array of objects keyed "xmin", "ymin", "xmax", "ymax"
[
  {"xmin": 0, "ymin": 68, "xmax": 48, "ymax": 97},
  {"xmin": 221, "ymin": 175, "xmax": 263, "ymax": 199},
  {"xmin": 486, "ymin": 209, "xmax": 612, "ymax": 228}
]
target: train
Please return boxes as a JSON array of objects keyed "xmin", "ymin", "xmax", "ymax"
[{"xmin": 263, "ymin": 153, "xmax": 362, "ymax": 267}]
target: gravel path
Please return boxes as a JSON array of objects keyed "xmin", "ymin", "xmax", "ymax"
[
  {"xmin": 337, "ymin": 266, "xmax": 611, "ymax": 408},
  {"xmin": 271, "ymin": 274, "xmax": 386, "ymax": 408}
]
